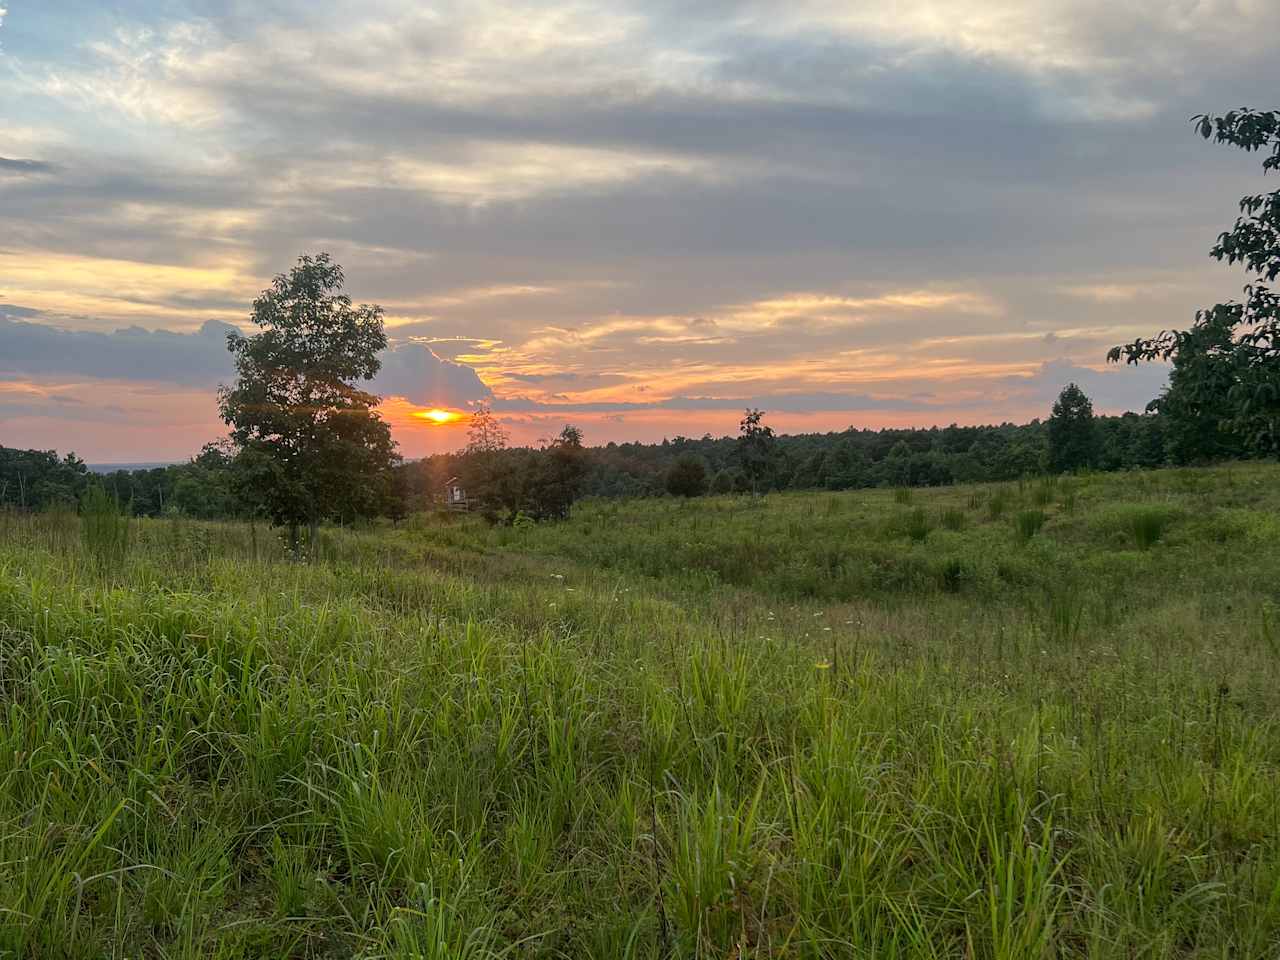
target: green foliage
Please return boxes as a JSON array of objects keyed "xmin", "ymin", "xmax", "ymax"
[
  {"xmin": 80, "ymin": 484, "xmax": 130, "ymax": 569},
  {"xmin": 463, "ymin": 423, "xmax": 589, "ymax": 523},
  {"xmin": 665, "ymin": 455, "xmax": 709, "ymax": 497},
  {"xmin": 940, "ymin": 506, "xmax": 966, "ymax": 531},
  {"xmin": 0, "ymin": 447, "xmax": 89, "ymax": 511},
  {"xmin": 736, "ymin": 407, "xmax": 776, "ymax": 494},
  {"xmin": 1048, "ymin": 382, "xmax": 1099, "ymax": 472},
  {"xmin": 1110, "ymin": 108, "xmax": 1280, "ymax": 458},
  {"xmin": 710, "ymin": 470, "xmax": 735, "ymax": 495},
  {"xmin": 893, "ymin": 486, "xmax": 913, "ymax": 505},
  {"xmin": 218, "ymin": 253, "xmax": 400, "ymax": 548}
]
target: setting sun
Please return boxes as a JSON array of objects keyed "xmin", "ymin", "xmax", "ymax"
[{"xmin": 412, "ymin": 407, "xmax": 465, "ymax": 425}]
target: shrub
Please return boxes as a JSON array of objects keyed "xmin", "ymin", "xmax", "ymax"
[
  {"xmin": 81, "ymin": 485, "xmax": 130, "ymax": 570},
  {"xmin": 1015, "ymin": 509, "xmax": 1046, "ymax": 542},
  {"xmin": 941, "ymin": 507, "xmax": 966, "ymax": 532}
]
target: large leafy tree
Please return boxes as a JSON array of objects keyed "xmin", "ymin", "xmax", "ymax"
[
  {"xmin": 1110, "ymin": 109, "xmax": 1280, "ymax": 457},
  {"xmin": 219, "ymin": 254, "xmax": 399, "ymax": 553},
  {"xmin": 1047, "ymin": 382, "xmax": 1099, "ymax": 473}
]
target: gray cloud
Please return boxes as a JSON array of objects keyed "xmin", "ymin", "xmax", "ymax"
[
  {"xmin": 0, "ymin": 312, "xmax": 238, "ymax": 384},
  {"xmin": 371, "ymin": 342, "xmax": 493, "ymax": 407},
  {"xmin": 0, "ymin": 157, "xmax": 58, "ymax": 175},
  {"xmin": 0, "ymin": 310, "xmax": 492, "ymax": 408},
  {"xmin": 997, "ymin": 359, "xmax": 1170, "ymax": 414}
]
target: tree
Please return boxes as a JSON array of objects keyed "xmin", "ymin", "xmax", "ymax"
[
  {"xmin": 465, "ymin": 403, "xmax": 509, "ymax": 454},
  {"xmin": 666, "ymin": 455, "xmax": 709, "ymax": 497},
  {"xmin": 1047, "ymin": 383, "xmax": 1099, "ymax": 473},
  {"xmin": 461, "ymin": 403, "xmax": 514, "ymax": 521},
  {"xmin": 1110, "ymin": 109, "xmax": 1280, "ymax": 457},
  {"xmin": 736, "ymin": 408, "xmax": 776, "ymax": 494},
  {"xmin": 528, "ymin": 425, "xmax": 589, "ymax": 520},
  {"xmin": 218, "ymin": 253, "xmax": 399, "ymax": 554},
  {"xmin": 0, "ymin": 447, "xmax": 89, "ymax": 510},
  {"xmin": 170, "ymin": 441, "xmax": 242, "ymax": 519}
]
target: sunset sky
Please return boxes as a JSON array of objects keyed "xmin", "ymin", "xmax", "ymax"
[{"xmin": 2, "ymin": 1, "xmax": 1277, "ymax": 462}]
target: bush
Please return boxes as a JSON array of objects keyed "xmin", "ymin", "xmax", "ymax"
[{"xmin": 940, "ymin": 507, "xmax": 966, "ymax": 532}]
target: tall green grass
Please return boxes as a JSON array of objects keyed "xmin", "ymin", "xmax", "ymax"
[
  {"xmin": 0, "ymin": 461, "xmax": 1277, "ymax": 957},
  {"xmin": 80, "ymin": 484, "xmax": 130, "ymax": 570},
  {"xmin": 1015, "ymin": 509, "xmax": 1046, "ymax": 541}
]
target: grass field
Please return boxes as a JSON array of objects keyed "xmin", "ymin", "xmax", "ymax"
[{"xmin": 2, "ymin": 463, "xmax": 1279, "ymax": 958}]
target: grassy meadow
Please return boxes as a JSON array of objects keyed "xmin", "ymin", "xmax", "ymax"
[{"xmin": 1, "ymin": 462, "xmax": 1279, "ymax": 958}]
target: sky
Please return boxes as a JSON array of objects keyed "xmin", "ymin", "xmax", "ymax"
[{"xmin": 2, "ymin": 1, "xmax": 1277, "ymax": 462}]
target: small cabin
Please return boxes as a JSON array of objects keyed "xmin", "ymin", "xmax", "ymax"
[{"xmin": 443, "ymin": 477, "xmax": 469, "ymax": 511}]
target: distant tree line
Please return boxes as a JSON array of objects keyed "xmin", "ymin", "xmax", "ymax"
[
  {"xmin": 0, "ymin": 392, "xmax": 1262, "ymax": 519},
  {"xmin": 400, "ymin": 402, "xmax": 1172, "ymax": 506}
]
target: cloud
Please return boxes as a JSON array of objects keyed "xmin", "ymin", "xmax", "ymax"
[
  {"xmin": 0, "ymin": 311, "xmax": 492, "ymax": 409},
  {"xmin": 0, "ymin": 311, "xmax": 238, "ymax": 384},
  {"xmin": 0, "ymin": 156, "xmax": 56, "ymax": 174},
  {"xmin": 371, "ymin": 341, "xmax": 493, "ymax": 407},
  {"xmin": 493, "ymin": 390, "xmax": 931, "ymax": 414},
  {"xmin": 998, "ymin": 358, "xmax": 1169, "ymax": 414},
  {"xmin": 506, "ymin": 371, "xmax": 581, "ymax": 384}
]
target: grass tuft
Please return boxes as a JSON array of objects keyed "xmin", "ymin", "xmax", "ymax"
[{"xmin": 1015, "ymin": 509, "xmax": 1046, "ymax": 541}]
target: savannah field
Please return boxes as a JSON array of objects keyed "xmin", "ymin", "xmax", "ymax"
[{"xmin": 2, "ymin": 463, "xmax": 1279, "ymax": 959}]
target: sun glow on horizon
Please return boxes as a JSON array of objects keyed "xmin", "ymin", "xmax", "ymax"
[{"xmin": 412, "ymin": 407, "xmax": 466, "ymax": 425}]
